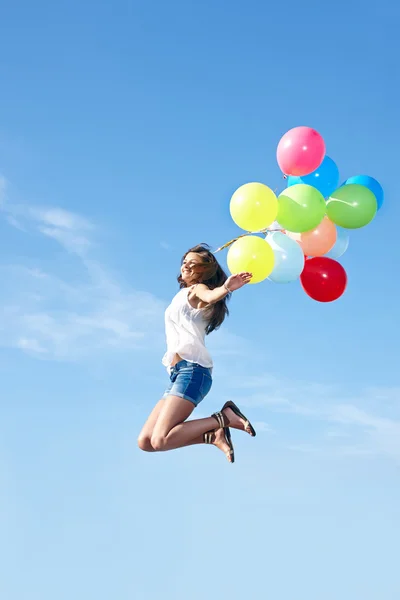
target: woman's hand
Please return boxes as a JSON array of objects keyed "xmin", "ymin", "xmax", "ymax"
[{"xmin": 225, "ymin": 272, "xmax": 252, "ymax": 292}]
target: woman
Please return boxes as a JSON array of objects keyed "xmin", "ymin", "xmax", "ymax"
[{"xmin": 137, "ymin": 243, "xmax": 256, "ymax": 463}]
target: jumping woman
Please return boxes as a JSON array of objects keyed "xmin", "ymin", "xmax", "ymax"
[{"xmin": 137, "ymin": 244, "xmax": 256, "ymax": 463}]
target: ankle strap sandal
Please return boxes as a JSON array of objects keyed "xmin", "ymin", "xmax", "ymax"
[
  {"xmin": 203, "ymin": 431, "xmax": 214, "ymax": 444},
  {"xmin": 210, "ymin": 410, "xmax": 230, "ymax": 429},
  {"xmin": 203, "ymin": 428, "xmax": 235, "ymax": 464}
]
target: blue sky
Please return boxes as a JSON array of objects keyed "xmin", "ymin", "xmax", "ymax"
[{"xmin": 1, "ymin": 1, "xmax": 400, "ymax": 598}]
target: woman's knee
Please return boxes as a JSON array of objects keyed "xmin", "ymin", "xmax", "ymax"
[
  {"xmin": 150, "ymin": 434, "xmax": 167, "ymax": 452},
  {"xmin": 137, "ymin": 434, "xmax": 155, "ymax": 452}
]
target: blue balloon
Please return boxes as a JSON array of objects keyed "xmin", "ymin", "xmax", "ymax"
[
  {"xmin": 267, "ymin": 231, "xmax": 305, "ymax": 284},
  {"xmin": 287, "ymin": 156, "xmax": 340, "ymax": 198},
  {"xmin": 325, "ymin": 227, "xmax": 349, "ymax": 259},
  {"xmin": 342, "ymin": 175, "xmax": 383, "ymax": 210}
]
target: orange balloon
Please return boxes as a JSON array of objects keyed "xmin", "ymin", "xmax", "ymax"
[{"xmin": 287, "ymin": 217, "xmax": 337, "ymax": 257}]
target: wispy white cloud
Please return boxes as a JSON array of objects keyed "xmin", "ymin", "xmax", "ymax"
[
  {"xmin": 29, "ymin": 206, "xmax": 93, "ymax": 231},
  {"xmin": 16, "ymin": 337, "xmax": 48, "ymax": 354},
  {"xmin": 5, "ymin": 214, "xmax": 27, "ymax": 231},
  {"xmin": 0, "ymin": 260, "xmax": 167, "ymax": 361},
  {"xmin": 38, "ymin": 225, "xmax": 92, "ymax": 255},
  {"xmin": 0, "ymin": 179, "xmax": 167, "ymax": 359},
  {"xmin": 0, "ymin": 182, "xmax": 94, "ymax": 256},
  {"xmin": 328, "ymin": 403, "xmax": 400, "ymax": 460},
  {"xmin": 224, "ymin": 373, "xmax": 400, "ymax": 462}
]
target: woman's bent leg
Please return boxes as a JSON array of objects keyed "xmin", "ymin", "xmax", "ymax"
[
  {"xmin": 150, "ymin": 395, "xmax": 225, "ymax": 451},
  {"xmin": 137, "ymin": 399, "xmax": 165, "ymax": 451},
  {"xmin": 138, "ymin": 395, "xmax": 235, "ymax": 461},
  {"xmin": 138, "ymin": 397, "xmax": 207, "ymax": 452}
]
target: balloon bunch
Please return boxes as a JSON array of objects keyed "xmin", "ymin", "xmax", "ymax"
[{"xmin": 218, "ymin": 126, "xmax": 383, "ymax": 302}]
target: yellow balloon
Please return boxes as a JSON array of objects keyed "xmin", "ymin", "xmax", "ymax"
[
  {"xmin": 230, "ymin": 182, "xmax": 278, "ymax": 232},
  {"xmin": 227, "ymin": 235, "xmax": 274, "ymax": 284}
]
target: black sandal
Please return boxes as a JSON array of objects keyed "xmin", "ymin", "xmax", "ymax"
[
  {"xmin": 223, "ymin": 427, "xmax": 235, "ymax": 463},
  {"xmin": 221, "ymin": 400, "xmax": 256, "ymax": 437},
  {"xmin": 203, "ymin": 428, "xmax": 235, "ymax": 463}
]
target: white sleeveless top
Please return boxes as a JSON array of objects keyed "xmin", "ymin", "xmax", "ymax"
[{"xmin": 162, "ymin": 286, "xmax": 213, "ymax": 369}]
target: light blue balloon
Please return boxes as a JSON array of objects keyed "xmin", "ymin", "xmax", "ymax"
[
  {"xmin": 287, "ymin": 156, "xmax": 340, "ymax": 199},
  {"xmin": 325, "ymin": 227, "xmax": 349, "ymax": 259},
  {"xmin": 267, "ymin": 231, "xmax": 305, "ymax": 283},
  {"xmin": 342, "ymin": 175, "xmax": 383, "ymax": 210}
]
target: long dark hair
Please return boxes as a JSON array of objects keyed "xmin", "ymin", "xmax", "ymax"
[{"xmin": 177, "ymin": 243, "xmax": 230, "ymax": 335}]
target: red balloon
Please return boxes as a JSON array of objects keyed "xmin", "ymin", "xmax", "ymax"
[{"xmin": 300, "ymin": 257, "xmax": 347, "ymax": 302}]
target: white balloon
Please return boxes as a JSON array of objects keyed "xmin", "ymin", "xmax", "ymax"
[{"xmin": 267, "ymin": 231, "xmax": 305, "ymax": 284}]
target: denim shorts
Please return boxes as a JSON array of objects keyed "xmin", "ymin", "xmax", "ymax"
[{"xmin": 163, "ymin": 360, "xmax": 213, "ymax": 406}]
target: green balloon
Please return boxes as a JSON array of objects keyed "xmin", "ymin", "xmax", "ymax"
[
  {"xmin": 326, "ymin": 184, "xmax": 377, "ymax": 229},
  {"xmin": 277, "ymin": 184, "xmax": 326, "ymax": 233}
]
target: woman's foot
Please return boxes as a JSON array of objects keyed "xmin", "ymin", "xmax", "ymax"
[
  {"xmin": 212, "ymin": 428, "xmax": 234, "ymax": 463},
  {"xmin": 222, "ymin": 405, "xmax": 254, "ymax": 436}
]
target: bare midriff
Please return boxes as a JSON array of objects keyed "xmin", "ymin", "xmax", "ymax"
[{"xmin": 170, "ymin": 353, "xmax": 183, "ymax": 366}]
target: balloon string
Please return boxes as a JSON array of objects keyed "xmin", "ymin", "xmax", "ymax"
[{"xmin": 213, "ymin": 227, "xmax": 283, "ymax": 253}]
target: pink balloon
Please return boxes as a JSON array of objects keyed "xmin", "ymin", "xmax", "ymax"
[
  {"xmin": 287, "ymin": 217, "xmax": 337, "ymax": 257},
  {"xmin": 277, "ymin": 126, "xmax": 326, "ymax": 176}
]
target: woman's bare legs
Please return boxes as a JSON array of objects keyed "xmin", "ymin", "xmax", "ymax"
[
  {"xmin": 137, "ymin": 398, "xmax": 205, "ymax": 452},
  {"xmin": 137, "ymin": 396, "xmax": 236, "ymax": 459},
  {"xmin": 150, "ymin": 395, "xmax": 219, "ymax": 451},
  {"xmin": 149, "ymin": 395, "xmax": 247, "ymax": 451}
]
